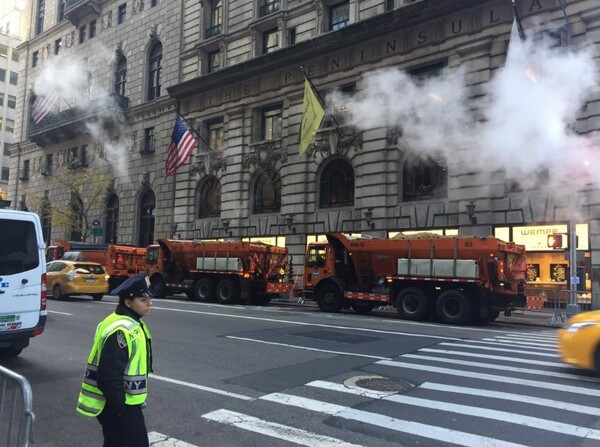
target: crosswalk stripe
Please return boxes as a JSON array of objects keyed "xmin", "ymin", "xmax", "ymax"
[
  {"xmin": 376, "ymin": 360, "xmax": 600, "ymax": 396},
  {"xmin": 402, "ymin": 353, "xmax": 600, "ymax": 382},
  {"xmin": 148, "ymin": 431, "xmax": 198, "ymax": 446},
  {"xmin": 503, "ymin": 333, "xmax": 557, "ymax": 340},
  {"xmin": 461, "ymin": 339, "xmax": 556, "ymax": 351},
  {"xmin": 493, "ymin": 335, "xmax": 556, "ymax": 344},
  {"xmin": 202, "ymin": 409, "xmax": 365, "ymax": 447},
  {"xmin": 439, "ymin": 342, "xmax": 557, "ymax": 357},
  {"xmin": 418, "ymin": 348, "xmax": 564, "ymax": 367},
  {"xmin": 420, "ymin": 382, "xmax": 600, "ymax": 416},
  {"xmin": 260, "ymin": 392, "xmax": 528, "ymax": 447},
  {"xmin": 480, "ymin": 338, "xmax": 557, "ymax": 350},
  {"xmin": 385, "ymin": 394, "xmax": 600, "ymax": 440},
  {"xmin": 490, "ymin": 336, "xmax": 557, "ymax": 346},
  {"xmin": 307, "ymin": 380, "xmax": 600, "ymax": 439}
]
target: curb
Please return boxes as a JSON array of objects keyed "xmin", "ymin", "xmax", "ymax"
[{"xmin": 271, "ymin": 298, "xmax": 564, "ymax": 328}]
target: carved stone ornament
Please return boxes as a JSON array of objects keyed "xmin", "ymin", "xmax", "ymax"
[
  {"xmin": 140, "ymin": 172, "xmax": 151, "ymax": 188},
  {"xmin": 305, "ymin": 127, "xmax": 361, "ymax": 159},
  {"xmin": 386, "ymin": 125, "xmax": 402, "ymax": 146},
  {"xmin": 149, "ymin": 24, "xmax": 159, "ymax": 40},
  {"xmin": 190, "ymin": 151, "xmax": 227, "ymax": 176},
  {"xmin": 242, "ymin": 142, "xmax": 288, "ymax": 169}
]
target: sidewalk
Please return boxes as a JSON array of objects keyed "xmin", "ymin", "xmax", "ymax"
[{"xmin": 272, "ymin": 296, "xmax": 566, "ymax": 328}]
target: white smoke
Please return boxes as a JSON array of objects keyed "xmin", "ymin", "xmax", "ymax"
[
  {"xmin": 32, "ymin": 42, "xmax": 130, "ymax": 178},
  {"xmin": 337, "ymin": 23, "xmax": 600, "ymax": 196}
]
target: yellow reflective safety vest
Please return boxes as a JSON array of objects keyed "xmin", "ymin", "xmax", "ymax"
[{"xmin": 77, "ymin": 313, "xmax": 152, "ymax": 417}]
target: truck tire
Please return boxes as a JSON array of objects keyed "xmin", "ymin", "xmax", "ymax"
[
  {"xmin": 150, "ymin": 276, "xmax": 168, "ymax": 298},
  {"xmin": 316, "ymin": 284, "xmax": 343, "ymax": 313},
  {"xmin": 396, "ymin": 287, "xmax": 429, "ymax": 321},
  {"xmin": 216, "ymin": 279, "xmax": 240, "ymax": 304},
  {"xmin": 436, "ymin": 290, "xmax": 471, "ymax": 325},
  {"xmin": 194, "ymin": 278, "xmax": 215, "ymax": 302}
]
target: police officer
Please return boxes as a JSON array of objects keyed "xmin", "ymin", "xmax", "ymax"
[{"xmin": 77, "ymin": 273, "xmax": 154, "ymax": 447}]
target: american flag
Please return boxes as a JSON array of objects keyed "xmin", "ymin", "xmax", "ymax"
[
  {"xmin": 165, "ymin": 115, "xmax": 198, "ymax": 177},
  {"xmin": 32, "ymin": 90, "xmax": 59, "ymax": 124}
]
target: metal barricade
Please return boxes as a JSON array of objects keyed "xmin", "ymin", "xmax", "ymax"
[
  {"xmin": 0, "ymin": 365, "xmax": 34, "ymax": 447},
  {"xmin": 523, "ymin": 287, "xmax": 565, "ymax": 326},
  {"xmin": 558, "ymin": 289, "xmax": 598, "ymax": 313}
]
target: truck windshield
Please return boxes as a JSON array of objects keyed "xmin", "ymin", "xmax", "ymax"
[
  {"xmin": 307, "ymin": 246, "xmax": 326, "ymax": 268},
  {"xmin": 147, "ymin": 247, "xmax": 159, "ymax": 265}
]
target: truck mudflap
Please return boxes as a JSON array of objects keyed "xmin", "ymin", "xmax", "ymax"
[{"xmin": 266, "ymin": 282, "xmax": 293, "ymax": 294}]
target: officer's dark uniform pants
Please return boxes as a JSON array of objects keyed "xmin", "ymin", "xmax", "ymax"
[{"xmin": 97, "ymin": 404, "xmax": 149, "ymax": 447}]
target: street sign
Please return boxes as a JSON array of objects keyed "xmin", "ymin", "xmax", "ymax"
[
  {"xmin": 92, "ymin": 219, "xmax": 101, "ymax": 228},
  {"xmin": 91, "ymin": 228, "xmax": 102, "ymax": 236}
]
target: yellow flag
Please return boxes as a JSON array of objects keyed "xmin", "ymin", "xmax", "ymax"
[{"xmin": 299, "ymin": 79, "xmax": 325, "ymax": 155}]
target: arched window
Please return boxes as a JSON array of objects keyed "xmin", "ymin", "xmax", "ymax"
[
  {"xmin": 105, "ymin": 194, "xmax": 119, "ymax": 243},
  {"xmin": 138, "ymin": 189, "xmax": 155, "ymax": 247},
  {"xmin": 147, "ymin": 41, "xmax": 162, "ymax": 101},
  {"xmin": 69, "ymin": 194, "xmax": 83, "ymax": 241},
  {"xmin": 402, "ymin": 156, "xmax": 447, "ymax": 202},
  {"xmin": 114, "ymin": 55, "xmax": 127, "ymax": 97},
  {"xmin": 197, "ymin": 176, "xmax": 221, "ymax": 218},
  {"xmin": 253, "ymin": 170, "xmax": 281, "ymax": 214},
  {"xmin": 319, "ymin": 158, "xmax": 354, "ymax": 208}
]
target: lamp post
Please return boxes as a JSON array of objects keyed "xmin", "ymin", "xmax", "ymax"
[{"xmin": 557, "ymin": 0, "xmax": 580, "ymax": 318}]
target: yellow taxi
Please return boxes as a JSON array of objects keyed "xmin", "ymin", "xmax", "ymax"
[
  {"xmin": 46, "ymin": 260, "xmax": 109, "ymax": 301},
  {"xmin": 558, "ymin": 310, "xmax": 600, "ymax": 371}
]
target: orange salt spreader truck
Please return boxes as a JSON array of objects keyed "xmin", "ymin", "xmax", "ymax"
[
  {"xmin": 145, "ymin": 239, "xmax": 290, "ymax": 304},
  {"xmin": 301, "ymin": 232, "xmax": 527, "ymax": 325}
]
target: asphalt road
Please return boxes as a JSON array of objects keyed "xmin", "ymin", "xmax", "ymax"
[{"xmin": 1, "ymin": 295, "xmax": 599, "ymax": 447}]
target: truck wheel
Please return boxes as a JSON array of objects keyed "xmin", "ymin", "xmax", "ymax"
[
  {"xmin": 216, "ymin": 279, "xmax": 240, "ymax": 304},
  {"xmin": 53, "ymin": 284, "xmax": 65, "ymax": 301},
  {"xmin": 150, "ymin": 276, "xmax": 168, "ymax": 298},
  {"xmin": 436, "ymin": 290, "xmax": 471, "ymax": 325},
  {"xmin": 352, "ymin": 304, "xmax": 374, "ymax": 315},
  {"xmin": 194, "ymin": 278, "xmax": 215, "ymax": 302},
  {"xmin": 92, "ymin": 294, "xmax": 104, "ymax": 301},
  {"xmin": 316, "ymin": 284, "xmax": 343, "ymax": 313},
  {"xmin": 396, "ymin": 287, "xmax": 429, "ymax": 321}
]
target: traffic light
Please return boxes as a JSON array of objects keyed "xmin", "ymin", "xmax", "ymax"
[{"xmin": 547, "ymin": 234, "xmax": 563, "ymax": 249}]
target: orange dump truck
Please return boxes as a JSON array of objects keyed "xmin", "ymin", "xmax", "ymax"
[
  {"xmin": 146, "ymin": 239, "xmax": 290, "ymax": 304},
  {"xmin": 302, "ymin": 232, "xmax": 527, "ymax": 325},
  {"xmin": 46, "ymin": 240, "xmax": 147, "ymax": 289}
]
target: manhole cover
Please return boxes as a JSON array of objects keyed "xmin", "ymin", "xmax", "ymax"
[{"xmin": 344, "ymin": 375, "xmax": 414, "ymax": 394}]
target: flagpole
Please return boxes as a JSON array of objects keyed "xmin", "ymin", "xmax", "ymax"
[
  {"xmin": 511, "ymin": 0, "xmax": 526, "ymax": 41},
  {"xmin": 299, "ymin": 66, "xmax": 340, "ymax": 128},
  {"xmin": 177, "ymin": 108, "xmax": 215, "ymax": 152}
]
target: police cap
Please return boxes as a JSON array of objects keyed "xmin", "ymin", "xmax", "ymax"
[{"xmin": 110, "ymin": 273, "xmax": 154, "ymax": 302}]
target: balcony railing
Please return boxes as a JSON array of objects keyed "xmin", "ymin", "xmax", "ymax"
[
  {"xmin": 65, "ymin": 0, "xmax": 103, "ymax": 26},
  {"xmin": 29, "ymin": 93, "xmax": 129, "ymax": 148},
  {"xmin": 205, "ymin": 24, "xmax": 222, "ymax": 39},
  {"xmin": 259, "ymin": 1, "xmax": 279, "ymax": 17}
]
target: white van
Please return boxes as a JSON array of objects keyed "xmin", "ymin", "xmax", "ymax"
[{"xmin": 0, "ymin": 209, "xmax": 47, "ymax": 357}]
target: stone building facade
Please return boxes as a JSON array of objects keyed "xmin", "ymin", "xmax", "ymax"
[{"xmin": 9, "ymin": 0, "xmax": 600, "ymax": 307}]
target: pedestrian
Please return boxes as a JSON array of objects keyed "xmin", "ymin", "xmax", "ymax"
[{"xmin": 76, "ymin": 273, "xmax": 154, "ymax": 447}]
